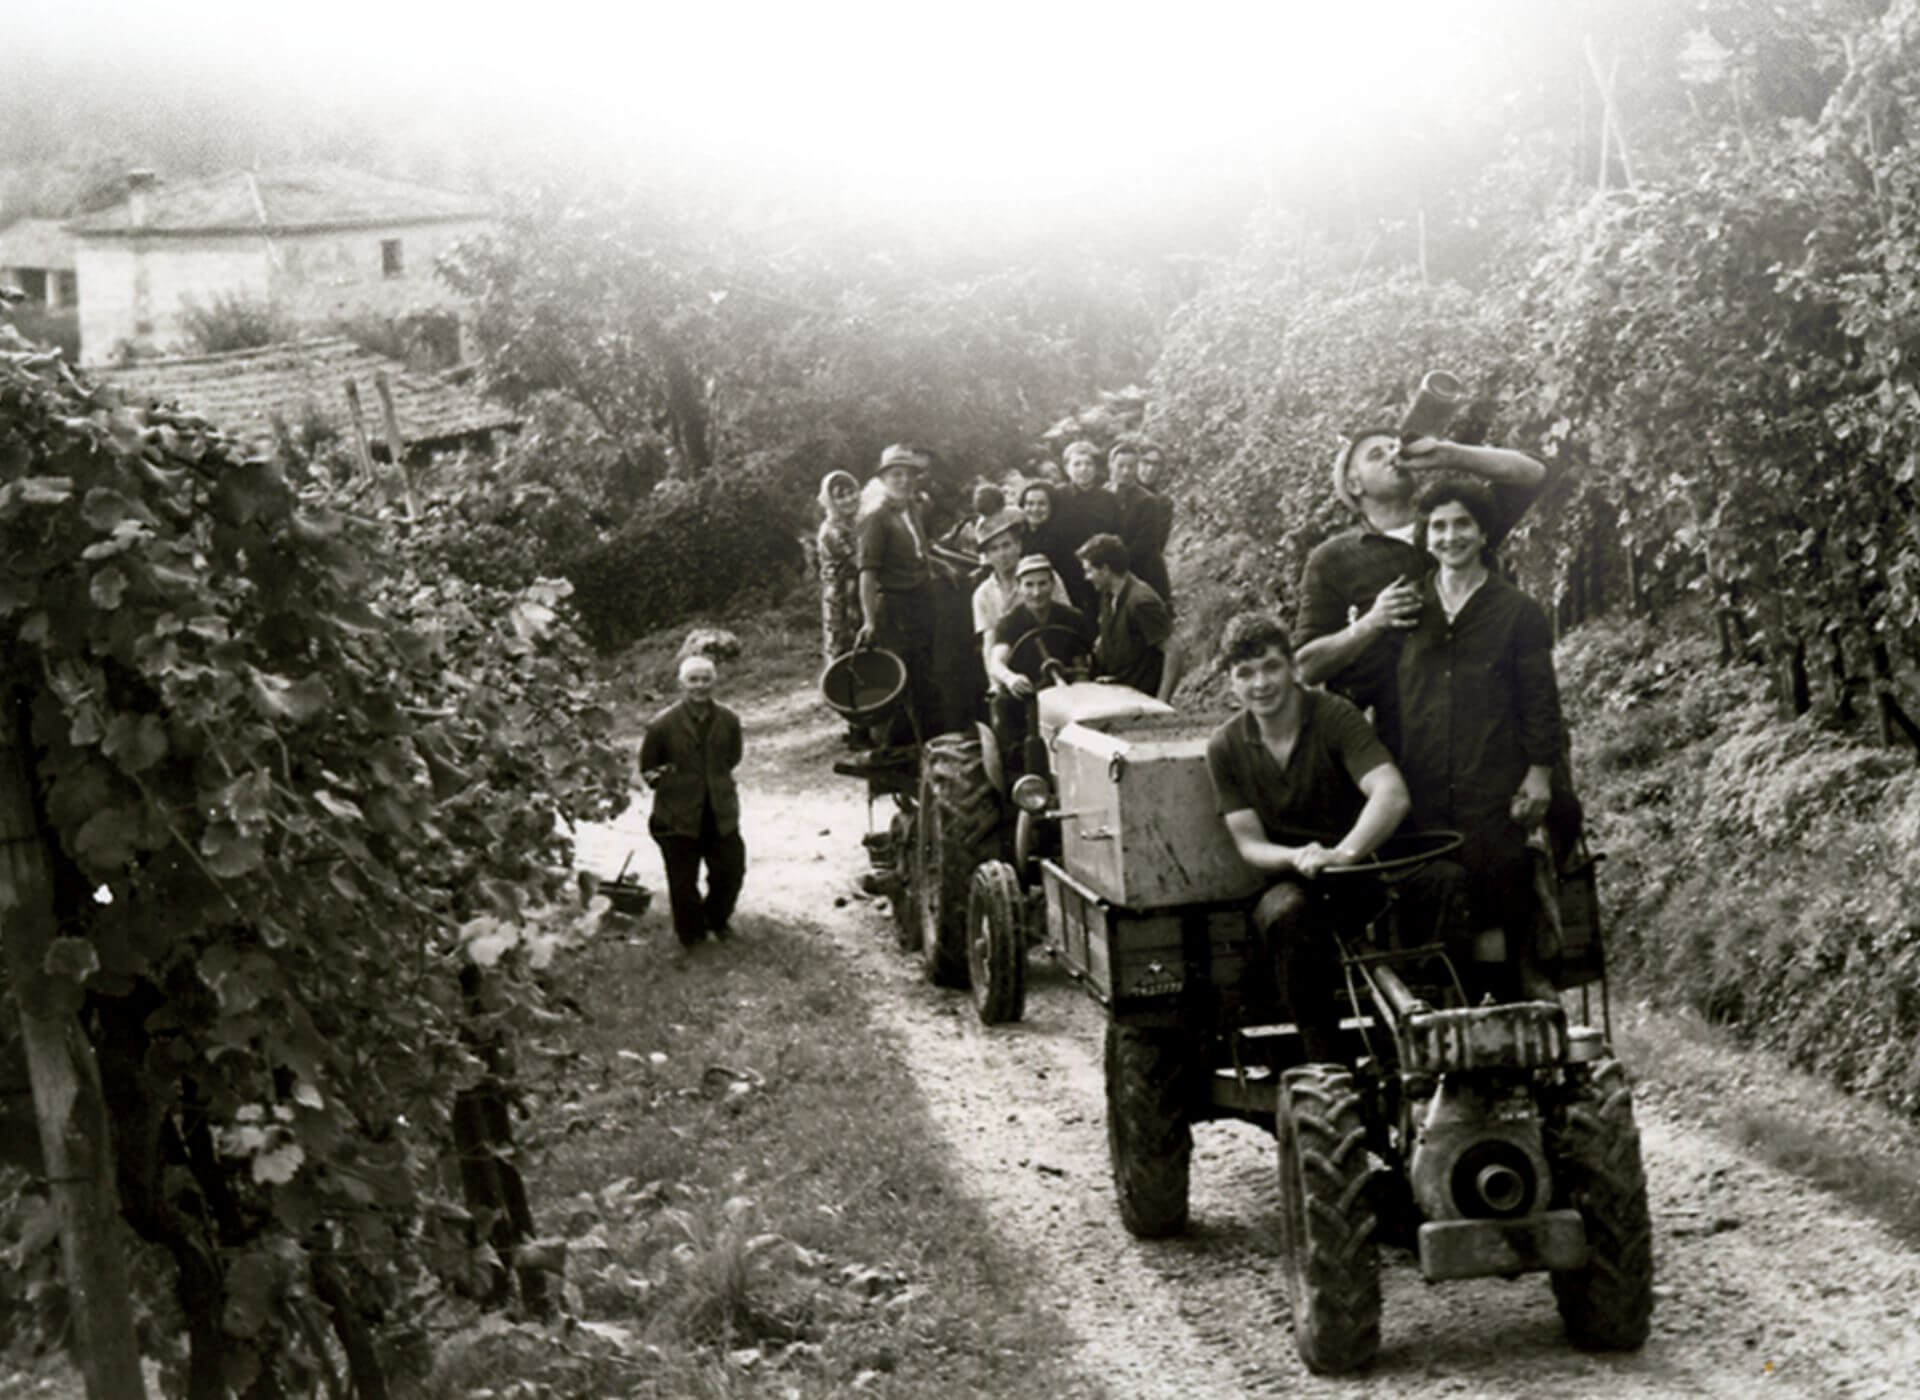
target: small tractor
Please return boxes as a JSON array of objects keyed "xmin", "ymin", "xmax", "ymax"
[{"xmin": 953, "ymin": 686, "xmax": 1652, "ymax": 1374}]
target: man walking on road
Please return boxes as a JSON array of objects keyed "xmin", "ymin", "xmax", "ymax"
[{"xmin": 640, "ymin": 654, "xmax": 746, "ymax": 947}]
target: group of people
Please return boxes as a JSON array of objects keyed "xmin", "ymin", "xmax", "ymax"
[
  {"xmin": 815, "ymin": 436, "xmax": 1183, "ymax": 745},
  {"xmin": 673, "ymin": 415, "xmax": 1569, "ymax": 1016},
  {"xmin": 1206, "ymin": 426, "xmax": 1569, "ymax": 1056}
]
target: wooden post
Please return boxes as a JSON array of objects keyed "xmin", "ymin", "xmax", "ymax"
[
  {"xmin": 373, "ymin": 371, "xmax": 418, "ymax": 521},
  {"xmin": 342, "ymin": 378, "xmax": 377, "ymax": 482},
  {"xmin": 0, "ymin": 698, "xmax": 147, "ymax": 1400},
  {"xmin": 1584, "ymin": 37, "xmax": 1636, "ymax": 191}
]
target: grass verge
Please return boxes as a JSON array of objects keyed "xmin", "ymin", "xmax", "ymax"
[
  {"xmin": 422, "ymin": 910, "xmax": 1095, "ymax": 1399},
  {"xmin": 1614, "ymin": 1000, "xmax": 1920, "ymax": 1253}
]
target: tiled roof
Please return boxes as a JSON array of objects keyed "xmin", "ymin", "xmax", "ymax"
[
  {"xmin": 101, "ymin": 338, "xmax": 519, "ymax": 455},
  {"xmin": 0, "ymin": 218, "xmax": 76, "ymax": 271},
  {"xmin": 68, "ymin": 167, "xmax": 490, "ymax": 237}
]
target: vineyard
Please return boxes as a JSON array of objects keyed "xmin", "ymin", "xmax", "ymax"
[{"xmin": 7, "ymin": 0, "xmax": 1920, "ymax": 1394}]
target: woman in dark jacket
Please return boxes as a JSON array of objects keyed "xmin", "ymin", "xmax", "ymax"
[
  {"xmin": 1396, "ymin": 479, "xmax": 1563, "ymax": 998},
  {"xmin": 1018, "ymin": 479, "xmax": 1087, "ymax": 610}
]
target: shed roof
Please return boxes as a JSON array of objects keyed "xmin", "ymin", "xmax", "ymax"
[
  {"xmin": 68, "ymin": 167, "xmax": 490, "ymax": 238},
  {"xmin": 0, "ymin": 218, "xmax": 76, "ymax": 271},
  {"xmin": 102, "ymin": 338, "xmax": 519, "ymax": 455}
]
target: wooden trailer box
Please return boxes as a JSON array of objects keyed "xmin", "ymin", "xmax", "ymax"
[
  {"xmin": 1051, "ymin": 713, "xmax": 1262, "ymax": 910},
  {"xmin": 1044, "ymin": 859, "xmax": 1263, "ymax": 1024}
]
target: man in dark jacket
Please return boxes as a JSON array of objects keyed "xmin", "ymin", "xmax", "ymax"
[
  {"xmin": 1076, "ymin": 532, "xmax": 1180, "ymax": 702},
  {"xmin": 640, "ymin": 654, "xmax": 745, "ymax": 946}
]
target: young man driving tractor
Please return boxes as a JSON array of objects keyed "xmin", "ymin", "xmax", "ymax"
[{"xmin": 1205, "ymin": 610, "xmax": 1467, "ymax": 1063}]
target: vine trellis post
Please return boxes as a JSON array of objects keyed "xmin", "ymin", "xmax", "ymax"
[{"xmin": 0, "ymin": 692, "xmax": 147, "ymax": 1399}]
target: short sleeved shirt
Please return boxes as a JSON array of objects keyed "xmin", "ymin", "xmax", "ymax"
[
  {"xmin": 991, "ymin": 600, "xmax": 1092, "ymax": 683},
  {"xmin": 1205, "ymin": 691, "xmax": 1394, "ymax": 844},
  {"xmin": 856, "ymin": 504, "xmax": 930, "ymax": 594},
  {"xmin": 1094, "ymin": 574, "xmax": 1173, "ymax": 695}
]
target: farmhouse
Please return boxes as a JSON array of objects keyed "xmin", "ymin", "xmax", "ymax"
[
  {"xmin": 0, "ymin": 218, "xmax": 78, "ymax": 309},
  {"xmin": 67, "ymin": 166, "xmax": 491, "ymax": 365}
]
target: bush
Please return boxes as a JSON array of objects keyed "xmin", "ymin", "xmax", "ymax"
[
  {"xmin": 565, "ymin": 470, "xmax": 805, "ymax": 652},
  {"xmin": 178, "ymin": 291, "xmax": 295, "ymax": 353},
  {"xmin": 1559, "ymin": 609, "xmax": 1920, "ymax": 1118}
]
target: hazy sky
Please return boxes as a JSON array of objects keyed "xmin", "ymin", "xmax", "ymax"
[{"xmin": 23, "ymin": 0, "xmax": 1511, "ymax": 215}]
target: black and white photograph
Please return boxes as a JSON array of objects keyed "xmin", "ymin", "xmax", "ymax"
[{"xmin": 6, "ymin": 1, "xmax": 1920, "ymax": 1395}]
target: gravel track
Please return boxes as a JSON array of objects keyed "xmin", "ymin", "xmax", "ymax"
[{"xmin": 580, "ymin": 683, "xmax": 1920, "ymax": 1398}]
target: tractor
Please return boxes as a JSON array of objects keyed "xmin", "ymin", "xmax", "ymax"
[
  {"xmin": 955, "ymin": 700, "xmax": 1652, "ymax": 1374},
  {"xmin": 823, "ymin": 622, "xmax": 1172, "ymax": 1013}
]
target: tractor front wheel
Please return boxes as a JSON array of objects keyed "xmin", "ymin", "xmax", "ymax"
[
  {"xmin": 967, "ymin": 861, "xmax": 1026, "ymax": 1024},
  {"xmin": 1104, "ymin": 1024, "xmax": 1191, "ymax": 1238},
  {"xmin": 1547, "ymin": 1058, "xmax": 1654, "ymax": 1351},
  {"xmin": 1277, "ymin": 1064, "xmax": 1380, "ymax": 1375}
]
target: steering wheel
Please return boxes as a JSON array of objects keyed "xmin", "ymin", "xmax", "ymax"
[
  {"xmin": 1007, "ymin": 624, "xmax": 1089, "ymax": 690},
  {"xmin": 1266, "ymin": 827, "xmax": 1464, "ymax": 881}
]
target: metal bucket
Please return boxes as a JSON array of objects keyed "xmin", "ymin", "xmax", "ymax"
[{"xmin": 820, "ymin": 647, "xmax": 908, "ymax": 726}]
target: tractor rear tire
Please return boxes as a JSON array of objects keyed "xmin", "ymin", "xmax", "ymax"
[
  {"xmin": 1104, "ymin": 1024, "xmax": 1191, "ymax": 1238},
  {"xmin": 1277, "ymin": 1065, "xmax": 1380, "ymax": 1375},
  {"xmin": 968, "ymin": 861, "xmax": 1026, "ymax": 1024},
  {"xmin": 916, "ymin": 733, "xmax": 998, "ymax": 989},
  {"xmin": 1547, "ymin": 1058, "xmax": 1654, "ymax": 1351}
]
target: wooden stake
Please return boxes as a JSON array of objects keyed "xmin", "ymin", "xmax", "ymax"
[
  {"xmin": 373, "ymin": 371, "xmax": 417, "ymax": 521},
  {"xmin": 343, "ymin": 378, "xmax": 377, "ymax": 482},
  {"xmin": 1584, "ymin": 37, "xmax": 1636, "ymax": 190},
  {"xmin": 0, "ymin": 701, "xmax": 148, "ymax": 1400}
]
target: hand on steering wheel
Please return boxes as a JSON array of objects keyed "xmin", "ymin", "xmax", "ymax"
[{"xmin": 1007, "ymin": 624, "xmax": 1088, "ymax": 692}]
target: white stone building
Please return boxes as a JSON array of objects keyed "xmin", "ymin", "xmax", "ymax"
[
  {"xmin": 0, "ymin": 218, "xmax": 78, "ymax": 309},
  {"xmin": 67, "ymin": 167, "xmax": 491, "ymax": 365}
]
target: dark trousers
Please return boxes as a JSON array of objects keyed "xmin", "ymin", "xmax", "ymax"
[
  {"xmin": 1253, "ymin": 861, "xmax": 1468, "ymax": 1063},
  {"xmin": 988, "ymin": 689, "xmax": 1044, "ymax": 777},
  {"xmin": 878, "ymin": 586, "xmax": 938, "ymax": 744},
  {"xmin": 655, "ymin": 804, "xmax": 745, "ymax": 946}
]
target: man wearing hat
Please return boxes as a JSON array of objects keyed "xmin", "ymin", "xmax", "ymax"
[
  {"xmin": 971, "ymin": 506, "xmax": 1062, "ymax": 665},
  {"xmin": 1293, "ymin": 429, "xmax": 1546, "ymax": 754},
  {"xmin": 985, "ymin": 554, "xmax": 1092, "ymax": 770},
  {"xmin": 854, "ymin": 443, "xmax": 941, "ymax": 740}
]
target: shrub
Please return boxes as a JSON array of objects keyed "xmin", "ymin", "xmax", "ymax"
[
  {"xmin": 565, "ymin": 470, "xmax": 804, "ymax": 652},
  {"xmin": 177, "ymin": 291, "xmax": 296, "ymax": 353}
]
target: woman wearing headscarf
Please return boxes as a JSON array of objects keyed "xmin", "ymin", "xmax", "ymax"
[{"xmin": 815, "ymin": 470, "xmax": 862, "ymax": 662}]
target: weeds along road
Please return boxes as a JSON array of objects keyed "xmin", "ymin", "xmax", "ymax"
[{"xmin": 584, "ymin": 681, "xmax": 1920, "ymax": 1399}]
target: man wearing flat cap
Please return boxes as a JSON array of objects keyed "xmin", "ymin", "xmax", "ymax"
[
  {"xmin": 985, "ymin": 554, "xmax": 1091, "ymax": 771},
  {"xmin": 855, "ymin": 443, "xmax": 940, "ymax": 740}
]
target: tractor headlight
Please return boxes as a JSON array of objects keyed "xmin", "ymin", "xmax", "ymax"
[{"xmin": 1011, "ymin": 773, "xmax": 1052, "ymax": 813}]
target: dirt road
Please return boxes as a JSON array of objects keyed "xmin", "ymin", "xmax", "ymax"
[{"xmin": 581, "ymin": 683, "xmax": 1920, "ymax": 1399}]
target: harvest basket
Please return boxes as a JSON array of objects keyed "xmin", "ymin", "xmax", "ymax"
[{"xmin": 602, "ymin": 851, "xmax": 652, "ymax": 917}]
